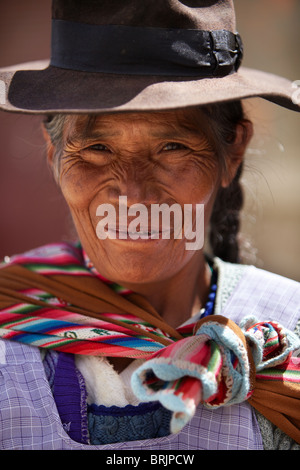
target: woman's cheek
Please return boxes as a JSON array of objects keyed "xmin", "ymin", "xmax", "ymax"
[
  {"xmin": 59, "ymin": 164, "xmax": 103, "ymax": 210},
  {"xmin": 179, "ymin": 166, "xmax": 220, "ymax": 206}
]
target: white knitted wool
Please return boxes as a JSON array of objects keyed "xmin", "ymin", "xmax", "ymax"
[{"xmin": 75, "ymin": 355, "xmax": 129, "ymax": 407}]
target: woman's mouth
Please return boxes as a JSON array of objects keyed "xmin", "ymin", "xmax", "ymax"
[{"xmin": 108, "ymin": 226, "xmax": 172, "ymax": 241}]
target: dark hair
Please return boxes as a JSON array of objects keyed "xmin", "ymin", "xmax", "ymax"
[
  {"xmin": 202, "ymin": 101, "xmax": 246, "ymax": 263},
  {"xmin": 209, "ymin": 162, "xmax": 244, "ymax": 263},
  {"xmin": 44, "ymin": 101, "xmax": 248, "ymax": 264}
]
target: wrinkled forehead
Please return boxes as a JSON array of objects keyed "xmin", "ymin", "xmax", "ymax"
[{"xmin": 63, "ymin": 108, "xmax": 211, "ymax": 142}]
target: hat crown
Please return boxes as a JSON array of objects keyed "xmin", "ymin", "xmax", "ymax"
[
  {"xmin": 52, "ymin": 0, "xmax": 237, "ymax": 32},
  {"xmin": 3, "ymin": 0, "xmax": 298, "ymax": 114}
]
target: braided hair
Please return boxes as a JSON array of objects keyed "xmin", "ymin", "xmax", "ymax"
[
  {"xmin": 203, "ymin": 100, "xmax": 247, "ymax": 264},
  {"xmin": 209, "ymin": 162, "xmax": 244, "ymax": 263}
]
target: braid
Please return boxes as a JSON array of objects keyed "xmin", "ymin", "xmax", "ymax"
[
  {"xmin": 202, "ymin": 100, "xmax": 247, "ymax": 264},
  {"xmin": 209, "ymin": 163, "xmax": 244, "ymax": 263}
]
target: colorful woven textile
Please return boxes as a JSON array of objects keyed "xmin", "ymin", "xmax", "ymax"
[
  {"xmin": 132, "ymin": 315, "xmax": 300, "ymax": 435},
  {"xmin": 0, "ymin": 242, "xmax": 300, "ymax": 442},
  {"xmin": 0, "ymin": 243, "xmax": 181, "ymax": 357}
]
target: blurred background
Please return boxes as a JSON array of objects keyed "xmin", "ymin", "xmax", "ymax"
[{"xmin": 0, "ymin": 0, "xmax": 299, "ymax": 280}]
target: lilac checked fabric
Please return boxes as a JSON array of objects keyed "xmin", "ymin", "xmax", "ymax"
[
  {"xmin": 217, "ymin": 264, "xmax": 300, "ymax": 329},
  {"xmin": 0, "ymin": 339, "xmax": 262, "ymax": 450},
  {"xmin": 0, "ymin": 263, "xmax": 299, "ymax": 450}
]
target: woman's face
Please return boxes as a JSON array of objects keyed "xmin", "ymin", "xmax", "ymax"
[{"xmin": 56, "ymin": 109, "xmax": 231, "ymax": 285}]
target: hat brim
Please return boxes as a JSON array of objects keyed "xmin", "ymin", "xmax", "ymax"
[{"xmin": 0, "ymin": 60, "xmax": 299, "ymax": 114}]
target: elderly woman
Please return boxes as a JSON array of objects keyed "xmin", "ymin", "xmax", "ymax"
[{"xmin": 0, "ymin": 0, "xmax": 299, "ymax": 451}]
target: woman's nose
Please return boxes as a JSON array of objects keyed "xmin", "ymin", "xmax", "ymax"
[{"xmin": 117, "ymin": 161, "xmax": 154, "ymax": 204}]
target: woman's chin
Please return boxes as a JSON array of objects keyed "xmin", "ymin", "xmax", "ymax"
[{"xmin": 89, "ymin": 241, "xmax": 181, "ymax": 286}]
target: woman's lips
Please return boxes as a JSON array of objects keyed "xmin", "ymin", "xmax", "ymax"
[{"xmin": 106, "ymin": 226, "xmax": 174, "ymax": 241}]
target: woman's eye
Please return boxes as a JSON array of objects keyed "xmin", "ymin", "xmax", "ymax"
[
  {"xmin": 87, "ymin": 144, "xmax": 109, "ymax": 152},
  {"xmin": 162, "ymin": 142, "xmax": 188, "ymax": 151}
]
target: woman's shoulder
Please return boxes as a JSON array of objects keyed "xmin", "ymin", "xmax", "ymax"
[
  {"xmin": 214, "ymin": 256, "xmax": 299, "ymax": 290},
  {"xmin": 213, "ymin": 257, "xmax": 300, "ymax": 329}
]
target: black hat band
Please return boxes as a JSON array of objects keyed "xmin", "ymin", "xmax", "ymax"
[{"xmin": 50, "ymin": 19, "xmax": 243, "ymax": 77}]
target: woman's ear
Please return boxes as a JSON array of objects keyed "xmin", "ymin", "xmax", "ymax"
[
  {"xmin": 42, "ymin": 125, "xmax": 55, "ymax": 167},
  {"xmin": 221, "ymin": 119, "xmax": 253, "ymax": 188}
]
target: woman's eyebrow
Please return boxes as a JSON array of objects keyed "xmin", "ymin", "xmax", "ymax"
[
  {"xmin": 82, "ymin": 129, "xmax": 122, "ymax": 140},
  {"xmin": 150, "ymin": 129, "xmax": 208, "ymax": 141}
]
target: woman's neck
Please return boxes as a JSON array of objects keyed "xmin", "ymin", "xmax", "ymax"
[{"xmin": 119, "ymin": 254, "xmax": 211, "ymax": 329}]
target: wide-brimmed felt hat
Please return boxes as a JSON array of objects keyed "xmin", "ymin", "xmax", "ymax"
[{"xmin": 0, "ymin": 0, "xmax": 299, "ymax": 115}]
